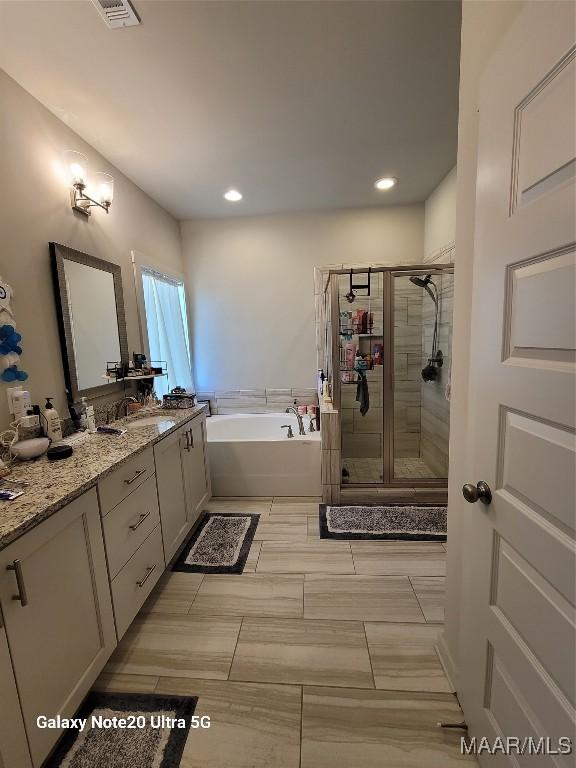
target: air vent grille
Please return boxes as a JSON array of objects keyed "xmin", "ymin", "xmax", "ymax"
[{"xmin": 91, "ymin": 0, "xmax": 140, "ymax": 29}]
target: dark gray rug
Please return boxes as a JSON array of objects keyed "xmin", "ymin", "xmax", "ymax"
[
  {"xmin": 320, "ymin": 504, "xmax": 447, "ymax": 541},
  {"xmin": 172, "ymin": 512, "xmax": 260, "ymax": 573},
  {"xmin": 44, "ymin": 692, "xmax": 197, "ymax": 767}
]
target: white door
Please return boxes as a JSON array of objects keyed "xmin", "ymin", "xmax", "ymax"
[
  {"xmin": 154, "ymin": 425, "xmax": 191, "ymax": 562},
  {"xmin": 0, "ymin": 489, "xmax": 116, "ymax": 767},
  {"xmin": 458, "ymin": 2, "xmax": 575, "ymax": 763}
]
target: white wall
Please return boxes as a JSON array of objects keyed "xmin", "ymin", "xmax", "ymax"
[
  {"xmin": 438, "ymin": 0, "xmax": 526, "ymax": 688},
  {"xmin": 0, "ymin": 69, "xmax": 184, "ymax": 430},
  {"xmin": 424, "ymin": 166, "xmax": 457, "ymax": 259},
  {"xmin": 181, "ymin": 206, "xmax": 424, "ymax": 393}
]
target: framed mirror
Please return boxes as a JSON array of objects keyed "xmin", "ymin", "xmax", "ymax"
[{"xmin": 50, "ymin": 242, "xmax": 129, "ymax": 402}]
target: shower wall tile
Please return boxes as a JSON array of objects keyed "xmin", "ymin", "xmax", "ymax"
[
  {"xmin": 394, "ymin": 433, "xmax": 420, "ymax": 457},
  {"xmin": 420, "ymin": 271, "xmax": 453, "ymax": 478},
  {"xmin": 320, "ymin": 409, "xmax": 340, "ymax": 450},
  {"xmin": 394, "ymin": 326, "xmax": 422, "ymax": 354},
  {"xmin": 352, "ymin": 407, "xmax": 383, "ymax": 434},
  {"xmin": 203, "ymin": 388, "xmax": 319, "ymax": 416},
  {"xmin": 216, "ymin": 407, "xmax": 269, "ymax": 415},
  {"xmin": 341, "ymin": 384, "xmax": 381, "ymax": 409},
  {"xmin": 321, "ymin": 449, "xmax": 341, "ymax": 486},
  {"xmin": 214, "ymin": 397, "xmax": 267, "ymax": 409},
  {"xmin": 394, "ymin": 298, "xmax": 408, "ymax": 325},
  {"xmin": 342, "ymin": 433, "xmax": 382, "ymax": 459},
  {"xmin": 395, "ymin": 353, "xmax": 408, "ymax": 378},
  {"xmin": 267, "ymin": 389, "xmax": 292, "ymax": 398},
  {"xmin": 395, "ymin": 388, "xmax": 422, "ymax": 407},
  {"xmin": 341, "ymin": 409, "xmax": 354, "ymax": 434},
  {"xmin": 292, "ymin": 387, "xmax": 317, "ymax": 397}
]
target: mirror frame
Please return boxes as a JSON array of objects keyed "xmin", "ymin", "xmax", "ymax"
[{"xmin": 50, "ymin": 242, "xmax": 129, "ymax": 403}]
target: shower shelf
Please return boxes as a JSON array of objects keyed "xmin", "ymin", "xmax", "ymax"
[{"xmin": 340, "ymin": 326, "xmax": 377, "ymax": 336}]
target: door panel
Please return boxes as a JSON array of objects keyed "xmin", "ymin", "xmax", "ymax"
[{"xmin": 459, "ymin": 2, "xmax": 576, "ymax": 763}]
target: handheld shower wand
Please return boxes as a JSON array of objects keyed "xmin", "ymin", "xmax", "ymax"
[{"xmin": 409, "ymin": 274, "xmax": 443, "ymax": 381}]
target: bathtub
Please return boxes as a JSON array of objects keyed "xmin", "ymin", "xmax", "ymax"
[{"xmin": 206, "ymin": 413, "xmax": 322, "ymax": 497}]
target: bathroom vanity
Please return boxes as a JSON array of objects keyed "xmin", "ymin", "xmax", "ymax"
[{"xmin": 0, "ymin": 405, "xmax": 210, "ymax": 768}]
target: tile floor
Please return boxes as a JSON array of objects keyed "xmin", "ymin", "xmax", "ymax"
[
  {"xmin": 95, "ymin": 496, "xmax": 473, "ymax": 767},
  {"xmin": 343, "ymin": 456, "xmax": 441, "ymax": 483}
]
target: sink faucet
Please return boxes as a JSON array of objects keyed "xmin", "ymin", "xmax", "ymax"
[
  {"xmin": 285, "ymin": 406, "xmax": 306, "ymax": 436},
  {"xmin": 115, "ymin": 396, "xmax": 138, "ymax": 420}
]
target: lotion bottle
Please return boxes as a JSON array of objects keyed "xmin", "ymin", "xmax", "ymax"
[
  {"xmin": 79, "ymin": 397, "xmax": 88, "ymax": 430},
  {"xmin": 86, "ymin": 403, "xmax": 96, "ymax": 432},
  {"xmin": 43, "ymin": 397, "xmax": 63, "ymax": 444}
]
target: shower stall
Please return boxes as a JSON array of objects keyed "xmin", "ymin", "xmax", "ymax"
[{"xmin": 320, "ymin": 264, "xmax": 454, "ymax": 490}]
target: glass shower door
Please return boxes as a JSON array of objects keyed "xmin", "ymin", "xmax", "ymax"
[
  {"xmin": 338, "ymin": 271, "xmax": 384, "ymax": 485},
  {"xmin": 392, "ymin": 270, "xmax": 453, "ymax": 481}
]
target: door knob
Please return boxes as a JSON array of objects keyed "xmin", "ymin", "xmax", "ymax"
[{"xmin": 462, "ymin": 480, "xmax": 492, "ymax": 505}]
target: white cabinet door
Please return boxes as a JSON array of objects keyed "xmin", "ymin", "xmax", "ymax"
[
  {"xmin": 154, "ymin": 426, "xmax": 191, "ymax": 563},
  {"xmin": 182, "ymin": 414, "xmax": 210, "ymax": 526},
  {"xmin": 0, "ymin": 618, "xmax": 32, "ymax": 768},
  {"xmin": 0, "ymin": 488, "xmax": 116, "ymax": 767}
]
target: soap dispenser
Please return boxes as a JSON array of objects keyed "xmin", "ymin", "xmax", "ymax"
[{"xmin": 43, "ymin": 397, "xmax": 63, "ymax": 444}]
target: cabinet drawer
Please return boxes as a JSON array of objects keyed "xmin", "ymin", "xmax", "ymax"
[
  {"xmin": 111, "ymin": 525, "xmax": 164, "ymax": 639},
  {"xmin": 103, "ymin": 475, "xmax": 160, "ymax": 578},
  {"xmin": 98, "ymin": 447, "xmax": 155, "ymax": 516}
]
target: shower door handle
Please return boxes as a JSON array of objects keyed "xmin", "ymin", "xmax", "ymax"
[{"xmin": 462, "ymin": 481, "xmax": 492, "ymax": 505}]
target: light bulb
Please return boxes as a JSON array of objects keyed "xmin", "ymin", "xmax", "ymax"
[
  {"xmin": 224, "ymin": 189, "xmax": 242, "ymax": 202},
  {"xmin": 94, "ymin": 172, "xmax": 114, "ymax": 206},
  {"xmin": 63, "ymin": 150, "xmax": 88, "ymax": 187},
  {"xmin": 374, "ymin": 177, "xmax": 397, "ymax": 191}
]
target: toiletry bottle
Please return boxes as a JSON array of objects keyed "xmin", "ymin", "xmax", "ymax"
[
  {"xmin": 86, "ymin": 402, "xmax": 96, "ymax": 432},
  {"xmin": 13, "ymin": 390, "xmax": 32, "ymax": 421},
  {"xmin": 43, "ymin": 397, "xmax": 63, "ymax": 443},
  {"xmin": 79, "ymin": 397, "xmax": 88, "ymax": 430}
]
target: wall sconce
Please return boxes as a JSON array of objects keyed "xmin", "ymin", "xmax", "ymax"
[{"xmin": 63, "ymin": 150, "xmax": 114, "ymax": 216}]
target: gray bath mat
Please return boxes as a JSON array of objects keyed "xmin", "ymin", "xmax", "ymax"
[
  {"xmin": 172, "ymin": 512, "xmax": 260, "ymax": 573},
  {"xmin": 44, "ymin": 692, "xmax": 197, "ymax": 767},
  {"xmin": 320, "ymin": 504, "xmax": 447, "ymax": 541}
]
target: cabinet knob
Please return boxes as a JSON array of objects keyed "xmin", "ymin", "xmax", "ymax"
[{"xmin": 462, "ymin": 481, "xmax": 492, "ymax": 505}]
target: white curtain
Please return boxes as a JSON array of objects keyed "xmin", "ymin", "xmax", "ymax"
[{"xmin": 142, "ymin": 269, "xmax": 194, "ymax": 398}]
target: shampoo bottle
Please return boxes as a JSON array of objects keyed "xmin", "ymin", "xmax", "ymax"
[{"xmin": 43, "ymin": 398, "xmax": 63, "ymax": 444}]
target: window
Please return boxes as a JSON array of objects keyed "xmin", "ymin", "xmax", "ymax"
[{"xmin": 141, "ymin": 268, "xmax": 193, "ymax": 398}]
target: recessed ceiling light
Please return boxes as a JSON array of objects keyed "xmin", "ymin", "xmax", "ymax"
[
  {"xmin": 224, "ymin": 189, "xmax": 243, "ymax": 202},
  {"xmin": 374, "ymin": 177, "xmax": 397, "ymax": 191}
]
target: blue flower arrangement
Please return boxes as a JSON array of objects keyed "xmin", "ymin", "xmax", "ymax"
[{"xmin": 0, "ymin": 276, "xmax": 28, "ymax": 383}]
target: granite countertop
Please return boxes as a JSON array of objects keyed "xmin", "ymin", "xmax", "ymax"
[{"xmin": 0, "ymin": 404, "xmax": 208, "ymax": 552}]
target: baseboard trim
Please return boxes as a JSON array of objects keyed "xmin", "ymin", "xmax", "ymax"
[{"xmin": 436, "ymin": 632, "xmax": 458, "ymax": 693}]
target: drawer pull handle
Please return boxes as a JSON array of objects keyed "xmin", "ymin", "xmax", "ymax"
[
  {"xmin": 7, "ymin": 559, "xmax": 28, "ymax": 606},
  {"xmin": 189, "ymin": 428, "xmax": 194, "ymax": 449},
  {"xmin": 136, "ymin": 564, "xmax": 157, "ymax": 588},
  {"xmin": 184, "ymin": 430, "xmax": 191, "ymax": 452},
  {"xmin": 129, "ymin": 510, "xmax": 151, "ymax": 531},
  {"xmin": 124, "ymin": 468, "xmax": 146, "ymax": 486}
]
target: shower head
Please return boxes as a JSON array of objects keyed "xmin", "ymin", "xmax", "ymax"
[
  {"xmin": 410, "ymin": 274, "xmax": 438, "ymax": 307},
  {"xmin": 409, "ymin": 274, "xmax": 432, "ymax": 288}
]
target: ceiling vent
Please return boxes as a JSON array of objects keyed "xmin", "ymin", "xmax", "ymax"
[{"xmin": 91, "ymin": 0, "xmax": 140, "ymax": 29}]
